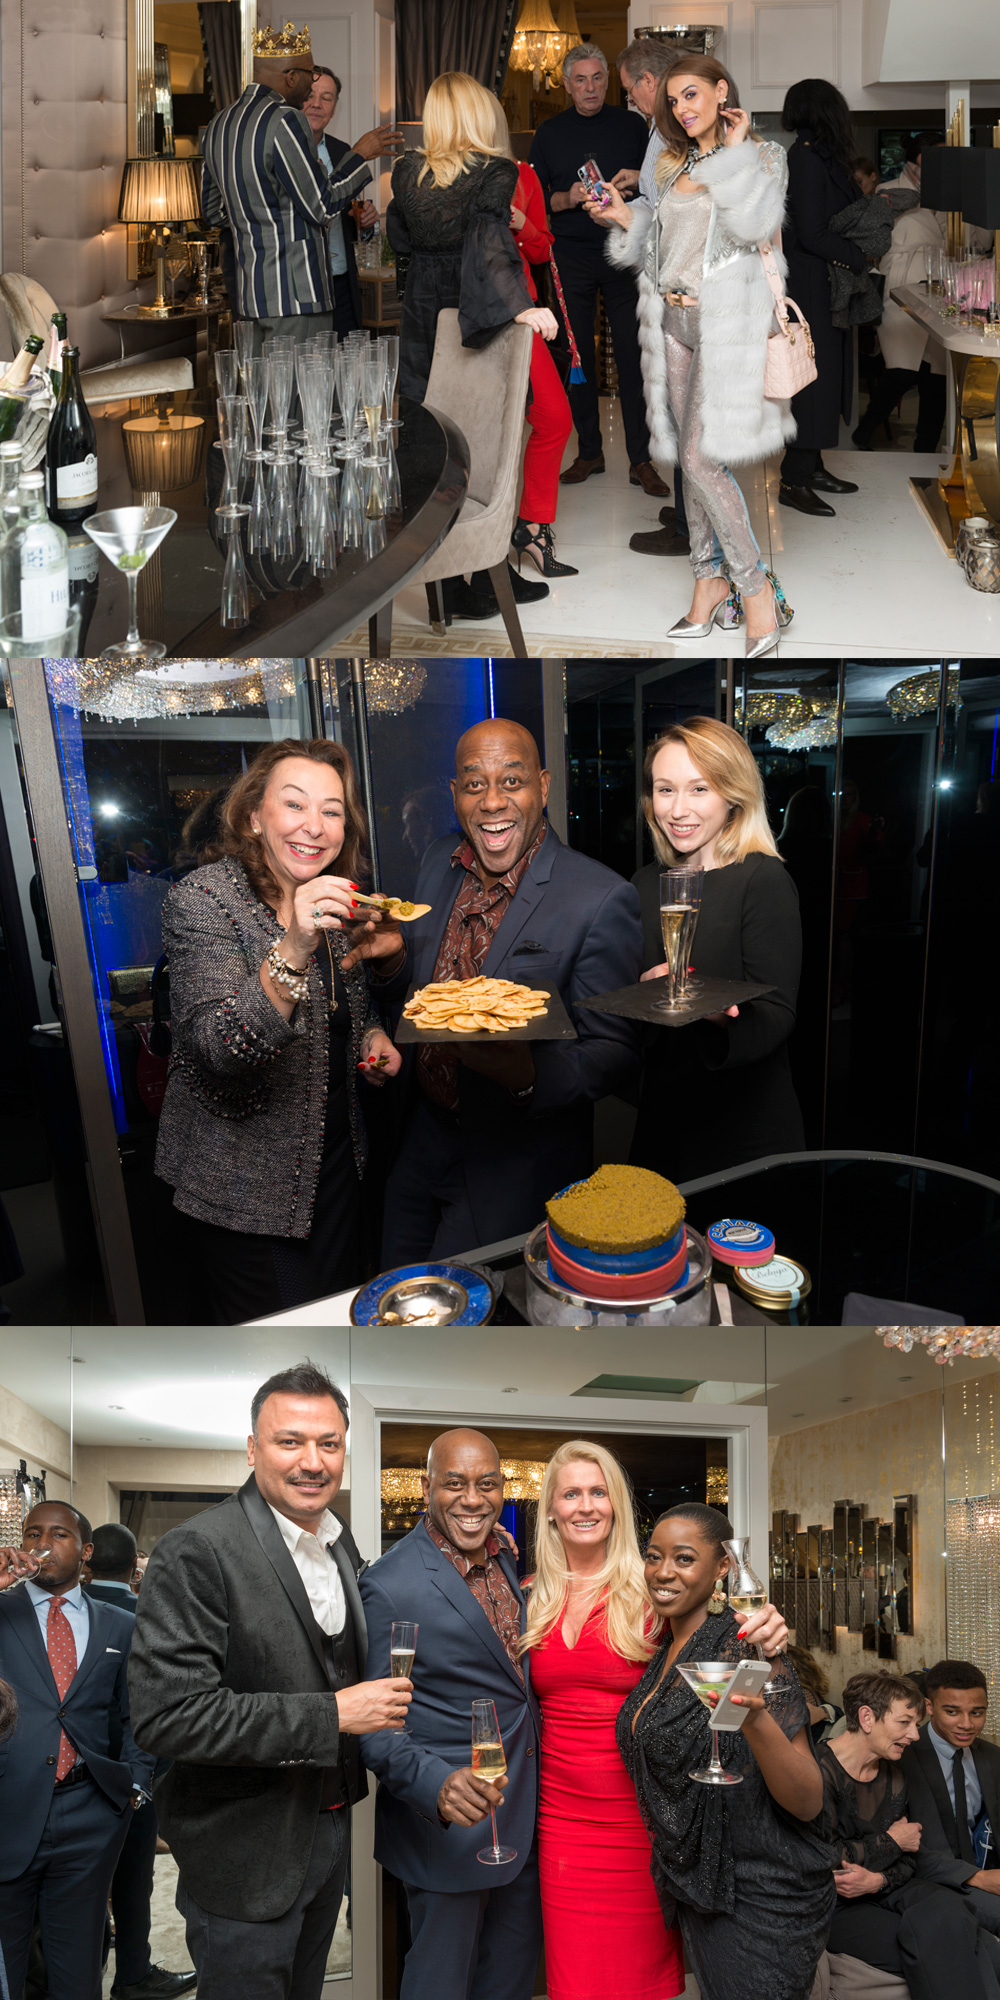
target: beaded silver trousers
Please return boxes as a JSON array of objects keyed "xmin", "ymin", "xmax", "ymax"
[{"xmin": 662, "ymin": 302, "xmax": 767, "ymax": 600}]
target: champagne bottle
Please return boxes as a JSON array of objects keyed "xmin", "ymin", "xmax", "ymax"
[
  {"xmin": 0, "ymin": 470, "xmax": 70, "ymax": 638},
  {"xmin": 48, "ymin": 312, "xmax": 68, "ymax": 396},
  {"xmin": 0, "ymin": 336, "xmax": 45, "ymax": 445},
  {"xmin": 45, "ymin": 345, "xmax": 98, "ymax": 530},
  {"xmin": 67, "ymin": 534, "xmax": 100, "ymax": 654}
]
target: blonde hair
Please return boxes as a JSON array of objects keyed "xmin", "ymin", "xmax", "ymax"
[
  {"xmin": 642, "ymin": 716, "xmax": 781, "ymax": 868},
  {"xmin": 489, "ymin": 96, "xmax": 515, "ymax": 160},
  {"xmin": 418, "ymin": 72, "xmax": 505, "ymax": 188},
  {"xmin": 520, "ymin": 1441, "xmax": 656, "ymax": 1665}
]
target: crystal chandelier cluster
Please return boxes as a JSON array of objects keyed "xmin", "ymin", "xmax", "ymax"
[
  {"xmin": 886, "ymin": 665, "xmax": 962, "ymax": 722},
  {"xmin": 735, "ymin": 689, "xmax": 840, "ymax": 750},
  {"xmin": 363, "ymin": 659, "xmax": 426, "ymax": 715},
  {"xmin": 877, "ymin": 1326, "xmax": 1000, "ymax": 1364},
  {"xmin": 43, "ymin": 658, "xmax": 299, "ymax": 722},
  {"xmin": 509, "ymin": 0, "xmax": 582, "ymax": 89}
]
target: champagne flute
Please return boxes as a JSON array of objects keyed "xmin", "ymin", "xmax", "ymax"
[
  {"xmin": 215, "ymin": 398, "xmax": 250, "ymax": 521},
  {"xmin": 472, "ymin": 1698, "xmax": 516, "ymax": 1864},
  {"xmin": 233, "ymin": 318, "xmax": 256, "ymax": 392},
  {"xmin": 390, "ymin": 1620, "xmax": 417, "ymax": 1733},
  {"xmin": 723, "ymin": 1537, "xmax": 783, "ymax": 1696},
  {"xmin": 666, "ymin": 866, "xmax": 704, "ymax": 998},
  {"xmin": 243, "ymin": 356, "xmax": 270, "ymax": 464},
  {"xmin": 7, "ymin": 1545, "xmax": 53, "ymax": 1579},
  {"xmin": 220, "ymin": 530, "xmax": 251, "ymax": 627},
  {"xmin": 675, "ymin": 1661, "xmax": 744, "ymax": 1784},
  {"xmin": 653, "ymin": 870, "xmax": 693, "ymax": 1013},
  {"xmin": 383, "ymin": 332, "xmax": 401, "ymax": 431}
]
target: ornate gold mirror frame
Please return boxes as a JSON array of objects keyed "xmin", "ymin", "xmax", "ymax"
[{"xmin": 127, "ymin": 0, "xmax": 256, "ymax": 157}]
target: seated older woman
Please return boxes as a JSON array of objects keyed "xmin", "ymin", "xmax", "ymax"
[{"xmin": 155, "ymin": 737, "xmax": 404, "ymax": 1323}]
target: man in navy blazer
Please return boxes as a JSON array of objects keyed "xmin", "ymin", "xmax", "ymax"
[
  {"xmin": 0, "ymin": 1501, "xmax": 154, "ymax": 2000},
  {"xmin": 360, "ymin": 1429, "xmax": 542, "ymax": 2000},
  {"xmin": 382, "ymin": 717, "xmax": 643, "ymax": 1262}
]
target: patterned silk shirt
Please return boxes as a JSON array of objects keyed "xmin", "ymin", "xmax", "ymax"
[
  {"xmin": 424, "ymin": 1515, "xmax": 525, "ymax": 1684},
  {"xmin": 418, "ymin": 822, "xmax": 548, "ymax": 1111}
]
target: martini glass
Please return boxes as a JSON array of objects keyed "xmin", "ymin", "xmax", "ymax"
[
  {"xmin": 675, "ymin": 1661, "xmax": 744, "ymax": 1784},
  {"xmin": 723, "ymin": 1537, "xmax": 783, "ymax": 1696},
  {"xmin": 83, "ymin": 505, "xmax": 177, "ymax": 660}
]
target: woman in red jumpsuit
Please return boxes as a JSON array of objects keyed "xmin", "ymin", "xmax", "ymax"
[{"xmin": 495, "ymin": 106, "xmax": 577, "ymax": 579}]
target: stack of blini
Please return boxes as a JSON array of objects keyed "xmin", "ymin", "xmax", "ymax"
[{"xmin": 403, "ymin": 977, "xmax": 550, "ymax": 1034}]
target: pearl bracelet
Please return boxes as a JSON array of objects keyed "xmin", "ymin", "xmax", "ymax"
[{"xmin": 265, "ymin": 943, "xmax": 310, "ymax": 1002}]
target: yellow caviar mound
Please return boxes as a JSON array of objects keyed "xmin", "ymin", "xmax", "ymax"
[{"xmin": 546, "ymin": 1164, "xmax": 685, "ymax": 1254}]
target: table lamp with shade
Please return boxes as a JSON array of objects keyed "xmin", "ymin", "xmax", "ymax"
[
  {"xmin": 122, "ymin": 403, "xmax": 207, "ymax": 504},
  {"xmin": 118, "ymin": 157, "xmax": 202, "ymax": 317}
]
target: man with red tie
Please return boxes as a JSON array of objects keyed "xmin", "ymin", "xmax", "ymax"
[{"xmin": 0, "ymin": 1501, "xmax": 154, "ymax": 2000}]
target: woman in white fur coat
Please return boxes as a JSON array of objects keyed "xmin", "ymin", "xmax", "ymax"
[{"xmin": 586, "ymin": 56, "xmax": 794, "ymax": 659}]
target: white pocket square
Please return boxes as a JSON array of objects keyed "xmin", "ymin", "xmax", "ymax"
[{"xmin": 106, "ymin": 1647, "xmax": 121, "ymax": 1654}]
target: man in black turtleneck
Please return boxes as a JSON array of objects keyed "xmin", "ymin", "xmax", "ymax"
[{"xmin": 530, "ymin": 43, "xmax": 666, "ymax": 496}]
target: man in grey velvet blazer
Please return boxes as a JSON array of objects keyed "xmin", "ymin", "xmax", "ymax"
[{"xmin": 128, "ymin": 1363, "xmax": 410, "ymax": 2000}]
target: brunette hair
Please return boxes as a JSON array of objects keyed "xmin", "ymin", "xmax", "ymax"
[
  {"xmin": 220, "ymin": 738, "xmax": 369, "ymax": 906},
  {"xmin": 851, "ymin": 155, "xmax": 878, "ymax": 182},
  {"xmin": 641, "ymin": 715, "xmax": 781, "ymax": 868},
  {"xmin": 312, "ymin": 65, "xmax": 343, "ymax": 98},
  {"xmin": 842, "ymin": 1671, "xmax": 924, "ymax": 1731},
  {"xmin": 654, "ymin": 55, "xmax": 755, "ymax": 171},
  {"xmin": 924, "ymin": 1659, "xmax": 988, "ymax": 1698},
  {"xmin": 781, "ymin": 78, "xmax": 855, "ymax": 172},
  {"xmin": 0, "ymin": 1676, "xmax": 16, "ymax": 1741},
  {"xmin": 787, "ymin": 1643, "xmax": 831, "ymax": 1705},
  {"xmin": 250, "ymin": 1360, "xmax": 349, "ymax": 1437}
]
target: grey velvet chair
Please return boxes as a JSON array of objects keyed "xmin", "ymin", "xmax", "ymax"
[
  {"xmin": 414, "ymin": 309, "xmax": 534, "ymax": 658},
  {"xmin": 810, "ymin": 1953, "xmax": 909, "ymax": 1998}
]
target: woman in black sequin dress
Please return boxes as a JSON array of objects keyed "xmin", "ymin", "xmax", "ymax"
[{"xmin": 616, "ymin": 1503, "xmax": 835, "ymax": 2000}]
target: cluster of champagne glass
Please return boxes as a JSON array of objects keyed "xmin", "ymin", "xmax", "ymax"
[
  {"xmin": 926, "ymin": 246, "xmax": 999, "ymax": 336},
  {"xmin": 213, "ymin": 323, "xmax": 402, "ymax": 625}
]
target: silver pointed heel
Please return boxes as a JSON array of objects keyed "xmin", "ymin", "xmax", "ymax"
[
  {"xmin": 666, "ymin": 581, "xmax": 742, "ymax": 643},
  {"xmin": 744, "ymin": 573, "xmax": 794, "ymax": 660}
]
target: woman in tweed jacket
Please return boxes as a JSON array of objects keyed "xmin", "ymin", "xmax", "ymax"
[{"xmin": 155, "ymin": 738, "xmax": 404, "ymax": 1323}]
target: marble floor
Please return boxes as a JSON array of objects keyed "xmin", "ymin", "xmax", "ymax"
[{"xmin": 345, "ymin": 388, "xmax": 1000, "ymax": 660}]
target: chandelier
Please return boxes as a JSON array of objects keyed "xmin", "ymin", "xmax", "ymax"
[
  {"xmin": 877, "ymin": 1326, "xmax": 1000, "ymax": 1365},
  {"xmin": 886, "ymin": 666, "xmax": 962, "ymax": 722},
  {"xmin": 736, "ymin": 689, "xmax": 840, "ymax": 750},
  {"xmin": 363, "ymin": 659, "xmax": 426, "ymax": 715},
  {"xmin": 43, "ymin": 658, "xmax": 299, "ymax": 722},
  {"xmin": 508, "ymin": 0, "xmax": 564, "ymax": 89},
  {"xmin": 381, "ymin": 1459, "xmax": 546, "ymax": 1502}
]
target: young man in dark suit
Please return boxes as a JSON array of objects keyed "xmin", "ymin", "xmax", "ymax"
[
  {"xmin": 85, "ymin": 1523, "xmax": 195, "ymax": 2000},
  {"xmin": 382, "ymin": 717, "xmax": 643, "ymax": 1261},
  {"xmin": 128, "ymin": 1362, "xmax": 409, "ymax": 2000},
  {"xmin": 360, "ymin": 1429, "xmax": 542, "ymax": 2000},
  {"xmin": 0, "ymin": 1502, "xmax": 154, "ymax": 2000},
  {"xmin": 902, "ymin": 1658, "xmax": 1000, "ymax": 1930}
]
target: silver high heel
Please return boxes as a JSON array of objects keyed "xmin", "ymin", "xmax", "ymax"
[
  {"xmin": 666, "ymin": 578, "xmax": 743, "ymax": 642},
  {"xmin": 744, "ymin": 571, "xmax": 794, "ymax": 659}
]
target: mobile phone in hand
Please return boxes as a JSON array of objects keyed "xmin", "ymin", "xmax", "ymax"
[{"xmin": 577, "ymin": 158, "xmax": 609, "ymax": 203}]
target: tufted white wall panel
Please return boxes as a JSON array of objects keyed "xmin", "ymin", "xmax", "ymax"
[{"xmin": 2, "ymin": 0, "xmax": 136, "ymax": 368}]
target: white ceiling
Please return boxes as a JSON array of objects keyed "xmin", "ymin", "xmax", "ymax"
[{"xmin": 2, "ymin": 1327, "xmax": 994, "ymax": 1455}]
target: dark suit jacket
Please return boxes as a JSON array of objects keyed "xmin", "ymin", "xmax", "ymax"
[
  {"xmin": 360, "ymin": 1523, "xmax": 540, "ymax": 1893},
  {"xmin": 322, "ymin": 132, "xmax": 364, "ymax": 326},
  {"xmin": 128, "ymin": 1474, "xmax": 369, "ymax": 1921},
  {"xmin": 396, "ymin": 823, "xmax": 642, "ymax": 1239},
  {"xmin": 0, "ymin": 1587, "xmax": 152, "ymax": 1879},
  {"xmin": 85, "ymin": 1582, "xmax": 137, "ymax": 1616},
  {"xmin": 904, "ymin": 1729, "xmax": 1000, "ymax": 1890}
]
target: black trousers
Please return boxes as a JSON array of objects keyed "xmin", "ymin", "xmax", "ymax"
[
  {"xmin": 0, "ymin": 1779, "xmax": 131, "ymax": 2000},
  {"xmin": 110, "ymin": 1794, "xmax": 159, "ymax": 1985},
  {"xmin": 400, "ymin": 1844, "xmax": 542, "ymax": 2000},
  {"xmin": 332, "ymin": 270, "xmax": 359, "ymax": 337},
  {"xmin": 554, "ymin": 242, "xmax": 651, "ymax": 466},
  {"xmin": 857, "ymin": 360, "xmax": 947, "ymax": 452},
  {"xmin": 829, "ymin": 1882, "xmax": 1000, "ymax": 2000},
  {"xmin": 780, "ymin": 443, "xmax": 824, "ymax": 484},
  {"xmin": 176, "ymin": 1808, "xmax": 350, "ymax": 2000}
]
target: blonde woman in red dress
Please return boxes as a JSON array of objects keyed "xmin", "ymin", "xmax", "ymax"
[{"xmin": 522, "ymin": 1440, "xmax": 788, "ymax": 2000}]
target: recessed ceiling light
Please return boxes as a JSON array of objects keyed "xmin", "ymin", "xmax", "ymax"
[
  {"xmin": 839, "ymin": 1396, "xmax": 853, "ymax": 1403},
  {"xmin": 500, "ymin": 1387, "xmax": 518, "ymax": 1394},
  {"xmin": 899, "ymin": 1375, "xmax": 912, "ymax": 1381},
  {"xmin": 72, "ymin": 1356, "xmax": 86, "ymax": 1364},
  {"xmin": 790, "ymin": 1411, "xmax": 805, "ymax": 1418}
]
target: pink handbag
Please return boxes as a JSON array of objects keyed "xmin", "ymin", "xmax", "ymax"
[{"xmin": 758, "ymin": 240, "xmax": 818, "ymax": 399}]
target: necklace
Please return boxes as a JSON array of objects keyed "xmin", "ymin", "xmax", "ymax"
[
  {"xmin": 320, "ymin": 927, "xmax": 338, "ymax": 1015},
  {"xmin": 687, "ymin": 139, "xmax": 726, "ymax": 169}
]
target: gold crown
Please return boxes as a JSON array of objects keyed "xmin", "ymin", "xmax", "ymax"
[{"xmin": 253, "ymin": 19, "xmax": 312, "ymax": 57}]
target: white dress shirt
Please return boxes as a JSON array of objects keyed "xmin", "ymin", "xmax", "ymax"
[
  {"xmin": 927, "ymin": 1719, "xmax": 984, "ymax": 1828},
  {"xmin": 24, "ymin": 1576, "xmax": 90, "ymax": 1668},
  {"xmin": 268, "ymin": 1504, "xmax": 346, "ymax": 1637}
]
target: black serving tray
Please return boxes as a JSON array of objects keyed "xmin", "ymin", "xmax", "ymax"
[
  {"xmin": 577, "ymin": 975, "xmax": 776, "ymax": 1029},
  {"xmin": 395, "ymin": 982, "xmax": 578, "ymax": 1045}
]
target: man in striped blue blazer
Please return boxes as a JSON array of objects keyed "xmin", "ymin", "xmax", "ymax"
[{"xmin": 201, "ymin": 19, "xmax": 399, "ymax": 349}]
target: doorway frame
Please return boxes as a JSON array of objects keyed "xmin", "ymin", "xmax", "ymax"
[{"xmin": 346, "ymin": 1381, "xmax": 769, "ymax": 1999}]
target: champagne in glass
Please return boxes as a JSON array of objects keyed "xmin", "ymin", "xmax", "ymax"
[
  {"xmin": 654, "ymin": 883, "xmax": 692, "ymax": 1013},
  {"xmin": 390, "ymin": 1619, "xmax": 417, "ymax": 1732},
  {"xmin": 472, "ymin": 1698, "xmax": 516, "ymax": 1864},
  {"xmin": 675, "ymin": 1661, "xmax": 743, "ymax": 1785},
  {"xmin": 723, "ymin": 1537, "xmax": 783, "ymax": 1696},
  {"xmin": 666, "ymin": 866, "xmax": 705, "ymax": 997}
]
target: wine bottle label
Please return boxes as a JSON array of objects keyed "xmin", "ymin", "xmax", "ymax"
[
  {"xmin": 68, "ymin": 539, "xmax": 100, "ymax": 584},
  {"xmin": 20, "ymin": 563, "xmax": 70, "ymax": 639},
  {"xmin": 55, "ymin": 454, "xmax": 98, "ymax": 505}
]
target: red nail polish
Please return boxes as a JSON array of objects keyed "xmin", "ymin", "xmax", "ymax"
[{"xmin": 737, "ymin": 1629, "xmax": 747, "ymax": 1639}]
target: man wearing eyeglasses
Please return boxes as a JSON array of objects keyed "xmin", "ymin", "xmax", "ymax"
[{"xmin": 201, "ymin": 20, "xmax": 401, "ymax": 355}]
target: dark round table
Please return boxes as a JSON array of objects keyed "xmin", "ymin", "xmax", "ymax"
[{"xmin": 72, "ymin": 393, "xmax": 469, "ymax": 660}]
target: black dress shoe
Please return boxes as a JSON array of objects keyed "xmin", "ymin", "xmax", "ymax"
[
  {"xmin": 778, "ymin": 482, "xmax": 835, "ymax": 517},
  {"xmin": 111, "ymin": 1969, "xmax": 197, "ymax": 1998},
  {"xmin": 629, "ymin": 527, "xmax": 690, "ymax": 556},
  {"xmin": 851, "ymin": 425, "xmax": 875, "ymax": 452},
  {"xmin": 811, "ymin": 469, "xmax": 859, "ymax": 494}
]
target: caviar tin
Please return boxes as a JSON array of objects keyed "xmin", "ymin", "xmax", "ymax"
[
  {"xmin": 706, "ymin": 1218, "xmax": 775, "ymax": 1267},
  {"xmin": 730, "ymin": 1254, "xmax": 812, "ymax": 1324},
  {"xmin": 523, "ymin": 1223, "xmax": 712, "ymax": 1325}
]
